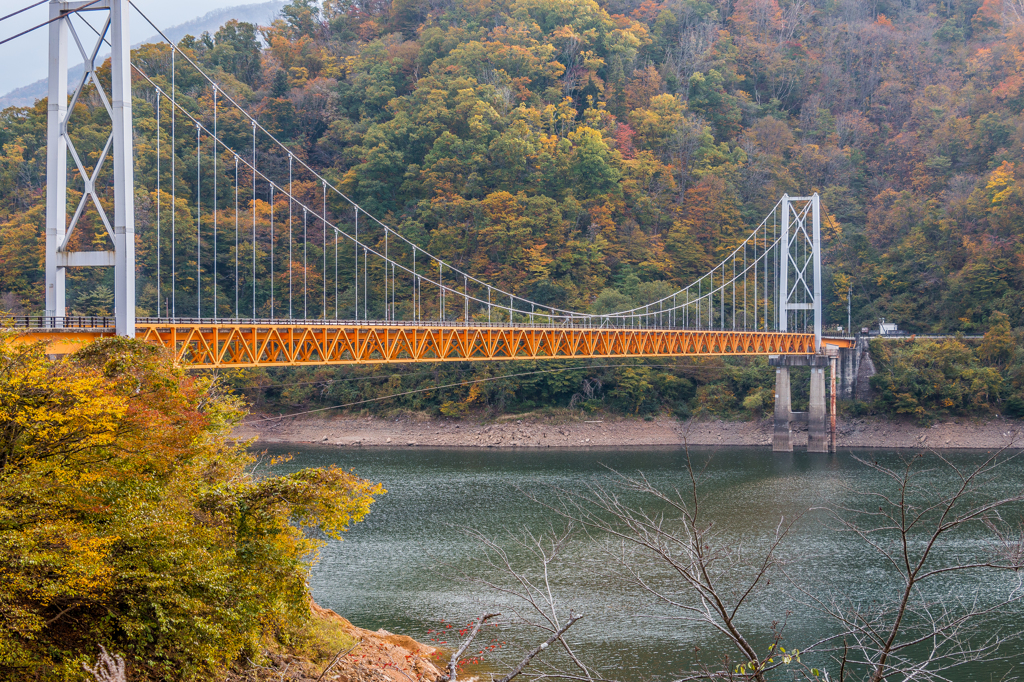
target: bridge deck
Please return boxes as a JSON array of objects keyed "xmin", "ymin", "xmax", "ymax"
[{"xmin": 10, "ymin": 320, "xmax": 853, "ymax": 368}]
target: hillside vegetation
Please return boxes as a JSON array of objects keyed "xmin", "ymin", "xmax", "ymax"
[
  {"xmin": 2, "ymin": 0, "xmax": 1023, "ymax": 419},
  {"xmin": 222, "ymin": 319, "xmax": 1024, "ymax": 423}
]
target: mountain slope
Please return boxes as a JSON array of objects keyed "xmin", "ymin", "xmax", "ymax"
[{"xmin": 0, "ymin": 0, "xmax": 284, "ymax": 108}]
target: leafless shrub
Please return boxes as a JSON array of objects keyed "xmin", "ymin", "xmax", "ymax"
[
  {"xmin": 569, "ymin": 378, "xmax": 602, "ymax": 410},
  {"xmin": 454, "ymin": 524, "xmax": 594, "ymax": 682},
  {"xmin": 523, "ymin": 459, "xmax": 807, "ymax": 682},
  {"xmin": 1001, "ymin": 0, "xmax": 1024, "ymax": 24},
  {"xmin": 440, "ymin": 613, "xmax": 500, "ymax": 682},
  {"xmin": 798, "ymin": 449, "xmax": 1024, "ymax": 682},
  {"xmin": 497, "ymin": 445, "xmax": 1024, "ymax": 681},
  {"xmin": 0, "ymin": 292, "xmax": 25, "ymax": 317},
  {"xmin": 666, "ymin": 22, "xmax": 719, "ymax": 88}
]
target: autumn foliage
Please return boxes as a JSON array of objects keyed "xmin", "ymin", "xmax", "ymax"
[
  {"xmin": 3, "ymin": 0, "xmax": 1024, "ymax": 420},
  {"xmin": 1, "ymin": 0, "xmax": 1024, "ymax": 335},
  {"xmin": 0, "ymin": 334, "xmax": 384, "ymax": 680}
]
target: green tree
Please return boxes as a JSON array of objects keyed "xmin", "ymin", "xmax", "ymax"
[
  {"xmin": 210, "ymin": 20, "xmax": 263, "ymax": 87},
  {"xmin": 609, "ymin": 365, "xmax": 657, "ymax": 414},
  {"xmin": 979, "ymin": 311, "xmax": 1015, "ymax": 366},
  {"xmin": 72, "ymin": 284, "xmax": 114, "ymax": 316},
  {"xmin": 687, "ymin": 70, "xmax": 743, "ymax": 140},
  {"xmin": 870, "ymin": 338, "xmax": 1004, "ymax": 420},
  {"xmin": 568, "ymin": 126, "xmax": 621, "ymax": 198},
  {"xmin": 0, "ymin": 335, "xmax": 383, "ymax": 680},
  {"xmin": 589, "ymin": 287, "xmax": 632, "ymax": 314}
]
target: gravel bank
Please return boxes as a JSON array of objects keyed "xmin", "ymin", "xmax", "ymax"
[{"xmin": 234, "ymin": 413, "xmax": 1024, "ymax": 451}]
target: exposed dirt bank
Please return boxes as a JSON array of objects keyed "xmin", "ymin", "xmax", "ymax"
[
  {"xmin": 234, "ymin": 412, "xmax": 1024, "ymax": 451},
  {"xmin": 223, "ymin": 603, "xmax": 444, "ymax": 682}
]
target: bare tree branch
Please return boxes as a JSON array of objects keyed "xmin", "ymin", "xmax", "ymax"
[
  {"xmin": 497, "ymin": 613, "xmax": 585, "ymax": 682},
  {"xmin": 441, "ymin": 612, "xmax": 500, "ymax": 682}
]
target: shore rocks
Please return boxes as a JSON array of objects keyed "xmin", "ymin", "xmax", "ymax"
[{"xmin": 233, "ymin": 415, "xmax": 1024, "ymax": 451}]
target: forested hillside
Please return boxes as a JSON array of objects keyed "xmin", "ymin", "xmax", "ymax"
[
  {"xmin": 2, "ymin": 0, "xmax": 1024, "ymax": 419},
  {"xmin": 3, "ymin": 0, "xmax": 1024, "ymax": 330}
]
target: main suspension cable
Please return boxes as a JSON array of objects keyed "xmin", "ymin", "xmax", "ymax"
[
  {"xmin": 126, "ymin": 0, "xmax": 771, "ymax": 324},
  {"xmin": 170, "ymin": 47, "xmax": 176, "ymax": 317},
  {"xmin": 130, "ymin": 60, "xmax": 789, "ymax": 327},
  {"xmin": 156, "ymin": 91, "xmax": 161, "ymax": 315},
  {"xmin": 196, "ymin": 121, "xmax": 201, "ymax": 317},
  {"xmin": 0, "ymin": 0, "xmax": 103, "ymax": 46},
  {"xmin": 72, "ymin": 5, "xmax": 793, "ymax": 329},
  {"xmin": 0, "ymin": 0, "xmax": 48, "ymax": 25},
  {"xmin": 235, "ymin": 156, "xmax": 239, "ymax": 317},
  {"xmin": 213, "ymin": 85, "xmax": 218, "ymax": 316}
]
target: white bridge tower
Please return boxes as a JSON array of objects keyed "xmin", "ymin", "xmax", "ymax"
[
  {"xmin": 773, "ymin": 194, "xmax": 829, "ymax": 453},
  {"xmin": 45, "ymin": 0, "xmax": 135, "ymax": 336}
]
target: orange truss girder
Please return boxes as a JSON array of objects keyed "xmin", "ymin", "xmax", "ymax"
[{"xmin": 126, "ymin": 323, "xmax": 827, "ymax": 368}]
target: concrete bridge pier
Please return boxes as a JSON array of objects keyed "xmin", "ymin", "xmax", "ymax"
[
  {"xmin": 771, "ymin": 355, "xmax": 830, "ymax": 453},
  {"xmin": 808, "ymin": 366, "xmax": 827, "ymax": 452},
  {"xmin": 773, "ymin": 366, "xmax": 793, "ymax": 452}
]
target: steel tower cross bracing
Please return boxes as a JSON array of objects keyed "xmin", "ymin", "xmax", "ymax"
[
  {"xmin": 45, "ymin": 0, "xmax": 135, "ymax": 337},
  {"xmin": 779, "ymin": 194, "xmax": 823, "ymax": 350}
]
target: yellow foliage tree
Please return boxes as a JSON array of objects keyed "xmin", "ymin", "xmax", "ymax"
[{"xmin": 0, "ymin": 334, "xmax": 384, "ymax": 681}]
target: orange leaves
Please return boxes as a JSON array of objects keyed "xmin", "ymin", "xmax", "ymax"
[
  {"xmin": 969, "ymin": 26, "xmax": 1024, "ymax": 102},
  {"xmin": 731, "ymin": 0, "xmax": 784, "ymax": 36},
  {"xmin": 992, "ymin": 72, "xmax": 1024, "ymax": 99},
  {"xmin": 0, "ymin": 335, "xmax": 385, "ymax": 676},
  {"xmin": 587, "ymin": 200, "xmax": 622, "ymax": 261},
  {"xmin": 631, "ymin": 0, "xmax": 663, "ymax": 23},
  {"xmin": 875, "ymin": 14, "xmax": 895, "ymax": 29},
  {"xmin": 681, "ymin": 175, "xmax": 742, "ymax": 257},
  {"xmin": 612, "ymin": 122, "xmax": 636, "ymax": 159},
  {"xmin": 972, "ymin": 0, "xmax": 1004, "ymax": 32},
  {"xmin": 267, "ymin": 33, "xmax": 320, "ymax": 75},
  {"xmin": 624, "ymin": 65, "xmax": 664, "ymax": 111}
]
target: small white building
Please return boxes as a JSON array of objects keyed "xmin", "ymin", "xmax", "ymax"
[{"xmin": 878, "ymin": 318, "xmax": 899, "ymax": 335}]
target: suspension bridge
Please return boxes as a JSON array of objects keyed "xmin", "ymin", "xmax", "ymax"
[{"xmin": 4, "ymin": 0, "xmax": 853, "ymax": 451}]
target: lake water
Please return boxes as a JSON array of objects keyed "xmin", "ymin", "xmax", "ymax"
[{"xmin": 265, "ymin": 445, "xmax": 1024, "ymax": 681}]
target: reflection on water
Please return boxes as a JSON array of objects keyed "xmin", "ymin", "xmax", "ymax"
[{"xmin": 264, "ymin": 445, "xmax": 1024, "ymax": 681}]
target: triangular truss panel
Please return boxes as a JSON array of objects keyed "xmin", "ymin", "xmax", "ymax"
[{"xmin": 129, "ymin": 322, "xmax": 824, "ymax": 368}]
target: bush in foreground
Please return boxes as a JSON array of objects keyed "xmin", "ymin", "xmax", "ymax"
[{"xmin": 0, "ymin": 334, "xmax": 384, "ymax": 681}]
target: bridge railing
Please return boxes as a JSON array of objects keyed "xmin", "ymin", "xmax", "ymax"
[
  {"xmin": 3, "ymin": 315, "xmax": 815, "ymax": 333},
  {"xmin": 3, "ymin": 316, "xmax": 116, "ymax": 330}
]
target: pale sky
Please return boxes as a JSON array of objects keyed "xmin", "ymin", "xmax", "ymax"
[{"xmin": 0, "ymin": 0, "xmax": 248, "ymax": 96}]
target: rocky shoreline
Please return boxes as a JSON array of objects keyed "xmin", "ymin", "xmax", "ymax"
[
  {"xmin": 223, "ymin": 603, "xmax": 444, "ymax": 682},
  {"xmin": 234, "ymin": 413, "xmax": 1024, "ymax": 451}
]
